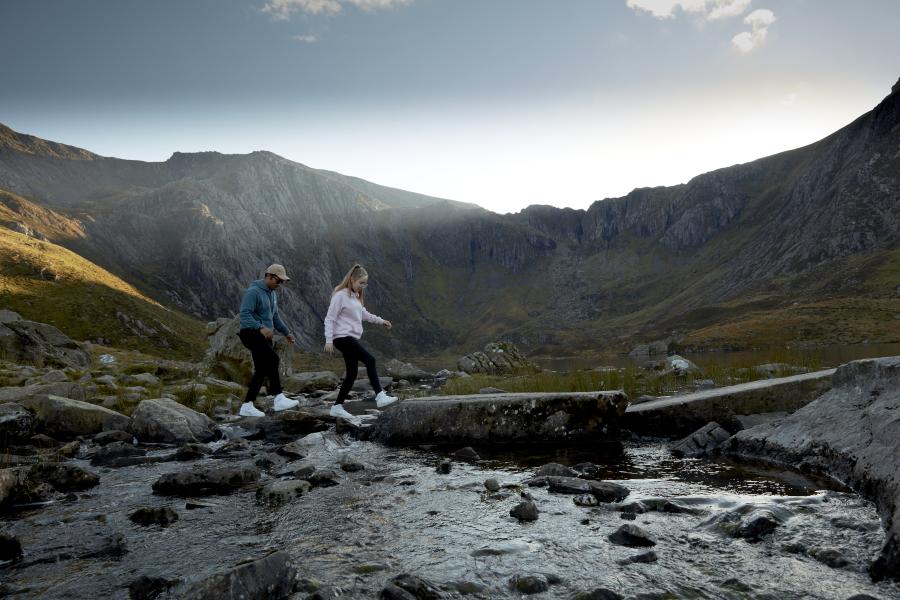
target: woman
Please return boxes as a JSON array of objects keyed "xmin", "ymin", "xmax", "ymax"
[{"xmin": 324, "ymin": 264, "xmax": 398, "ymax": 422}]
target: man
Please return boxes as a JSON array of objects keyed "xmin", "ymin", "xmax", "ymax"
[{"xmin": 237, "ymin": 264, "xmax": 300, "ymax": 417}]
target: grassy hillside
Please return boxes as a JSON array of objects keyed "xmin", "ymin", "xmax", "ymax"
[{"xmin": 0, "ymin": 227, "xmax": 205, "ymax": 359}]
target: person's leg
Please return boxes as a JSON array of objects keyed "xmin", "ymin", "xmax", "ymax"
[
  {"xmin": 239, "ymin": 329, "xmax": 270, "ymax": 405},
  {"xmin": 352, "ymin": 339, "xmax": 382, "ymax": 394},
  {"xmin": 333, "ymin": 337, "xmax": 358, "ymax": 404},
  {"xmin": 263, "ymin": 341, "xmax": 282, "ymax": 396}
]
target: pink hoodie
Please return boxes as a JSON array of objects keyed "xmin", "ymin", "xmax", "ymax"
[{"xmin": 324, "ymin": 289, "xmax": 385, "ymax": 343}]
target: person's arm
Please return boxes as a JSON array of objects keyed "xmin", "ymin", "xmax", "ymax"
[
  {"xmin": 361, "ymin": 307, "xmax": 385, "ymax": 325},
  {"xmin": 272, "ymin": 294, "xmax": 291, "ymax": 336},
  {"xmin": 239, "ymin": 289, "xmax": 262, "ymax": 330},
  {"xmin": 323, "ymin": 293, "xmax": 343, "ymax": 343}
]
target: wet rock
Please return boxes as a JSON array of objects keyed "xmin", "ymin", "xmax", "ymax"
[
  {"xmin": 448, "ymin": 580, "xmax": 488, "ymax": 595},
  {"xmin": 28, "ymin": 462, "xmax": 99, "ymax": 492},
  {"xmin": 0, "ymin": 532, "xmax": 22, "ymax": 561},
  {"xmin": 381, "ymin": 573, "xmax": 445, "ymax": 599},
  {"xmin": 608, "ymin": 524, "xmax": 657, "ymax": 547},
  {"xmin": 573, "ymin": 588, "xmax": 624, "ymax": 600},
  {"xmin": 82, "ymin": 533, "xmax": 128, "ymax": 559},
  {"xmin": 571, "ymin": 462, "xmax": 604, "ymax": 479},
  {"xmin": 152, "ymin": 466, "xmax": 259, "ymax": 496},
  {"xmin": 243, "ymin": 411, "xmax": 329, "ymax": 444},
  {"xmin": 510, "ymin": 500, "xmax": 539, "ymax": 522},
  {"xmin": 671, "ymin": 421, "xmax": 732, "ymax": 458},
  {"xmin": 810, "ymin": 546, "xmax": 850, "ymax": 569},
  {"xmin": 276, "ymin": 441, "xmax": 308, "ymax": 459},
  {"xmin": 436, "ymin": 459, "xmax": 452, "ymax": 474},
  {"xmin": 845, "ymin": 595, "xmax": 881, "ymax": 600},
  {"xmin": 19, "ymin": 394, "xmax": 130, "ymax": 438},
  {"xmin": 484, "ymin": 478, "xmax": 500, "ymax": 492},
  {"xmin": 130, "ymin": 507, "xmax": 179, "ymax": 526},
  {"xmin": 29, "ymin": 433, "xmax": 60, "ymax": 447},
  {"xmin": 339, "ymin": 456, "xmax": 365, "ymax": 472},
  {"xmin": 88, "ymin": 441, "xmax": 147, "ymax": 466},
  {"xmin": 0, "ymin": 402, "xmax": 34, "ymax": 440},
  {"xmin": 212, "ymin": 439, "xmax": 250, "ymax": 457},
  {"xmin": 129, "ymin": 575, "xmax": 177, "ymax": 600},
  {"xmin": 451, "ymin": 446, "xmax": 480, "ymax": 461},
  {"xmin": 0, "ymin": 469, "xmax": 18, "ymax": 505},
  {"xmin": 721, "ymin": 578, "xmax": 752, "ymax": 592},
  {"xmin": 573, "ymin": 494, "xmax": 599, "ymax": 507},
  {"xmin": 384, "ymin": 359, "xmax": 432, "ymax": 382},
  {"xmin": 132, "ymin": 398, "xmax": 218, "ymax": 444},
  {"xmin": 305, "ymin": 469, "xmax": 340, "ymax": 488},
  {"xmin": 175, "ymin": 443, "xmax": 212, "ymax": 461},
  {"xmin": 256, "ymin": 480, "xmax": 311, "ymax": 506},
  {"xmin": 617, "ymin": 551, "xmax": 658, "ymax": 566},
  {"xmin": 535, "ymin": 462, "xmax": 579, "ymax": 478},
  {"xmin": 94, "ymin": 429, "xmax": 133, "ymax": 445},
  {"xmin": 182, "ymin": 550, "xmax": 297, "ymax": 600},
  {"xmin": 545, "ymin": 477, "xmax": 630, "ymax": 502},
  {"xmin": 736, "ymin": 510, "xmax": 780, "ymax": 539},
  {"xmin": 55, "ymin": 439, "xmax": 80, "ymax": 458},
  {"xmin": 508, "ymin": 573, "xmax": 549, "ymax": 594},
  {"xmin": 620, "ymin": 512, "xmax": 637, "ymax": 521},
  {"xmin": 282, "ymin": 370, "xmax": 340, "ymax": 394}
]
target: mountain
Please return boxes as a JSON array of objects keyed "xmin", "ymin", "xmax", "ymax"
[{"xmin": 1, "ymin": 78, "xmax": 898, "ymax": 357}]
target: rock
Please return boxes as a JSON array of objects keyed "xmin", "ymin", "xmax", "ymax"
[
  {"xmin": 125, "ymin": 372, "xmax": 161, "ymax": 387},
  {"xmin": 95, "ymin": 374, "xmax": 118, "ymax": 387},
  {"xmin": 545, "ymin": 476, "xmax": 629, "ymax": 502},
  {"xmin": 305, "ymin": 469, "xmax": 339, "ymax": 488},
  {"xmin": 608, "ymin": 524, "xmax": 657, "ymax": 547},
  {"xmin": 275, "ymin": 441, "xmax": 308, "ymax": 459},
  {"xmin": 0, "ymin": 468, "xmax": 18, "ymax": 505},
  {"xmin": 628, "ymin": 340, "xmax": 671, "ymax": 357},
  {"xmin": 508, "ymin": 574, "xmax": 549, "ymax": 595},
  {"xmin": 88, "ymin": 441, "xmax": 147, "ymax": 466},
  {"xmin": 94, "ymin": 430, "xmax": 133, "ymax": 445},
  {"xmin": 182, "ymin": 551, "xmax": 297, "ymax": 600},
  {"xmin": 694, "ymin": 379, "xmax": 716, "ymax": 390},
  {"xmin": 0, "ymin": 402, "xmax": 34, "ymax": 440},
  {"xmin": 203, "ymin": 315, "xmax": 293, "ymax": 384},
  {"xmin": 534, "ymin": 462, "xmax": 579, "ymax": 478},
  {"xmin": 451, "ymin": 446, "xmax": 480, "ymax": 461},
  {"xmin": 457, "ymin": 341, "xmax": 538, "ymax": 375},
  {"xmin": 810, "ymin": 546, "xmax": 850, "ymax": 569},
  {"xmin": 152, "ymin": 466, "xmax": 259, "ymax": 496},
  {"xmin": 351, "ymin": 376, "xmax": 393, "ymax": 393},
  {"xmin": 662, "ymin": 354, "xmax": 701, "ymax": 377},
  {"xmin": 726, "ymin": 357, "xmax": 900, "ymax": 582},
  {"xmin": 572, "ymin": 462, "xmax": 604, "ymax": 478},
  {"xmin": 573, "ymin": 589, "xmax": 625, "ymax": 600},
  {"xmin": 19, "ymin": 394, "xmax": 130, "ymax": 438},
  {"xmin": 256, "ymin": 480, "xmax": 311, "ymax": 506},
  {"xmin": 129, "ymin": 575, "xmax": 177, "ymax": 600},
  {"xmin": 132, "ymin": 398, "xmax": 218, "ymax": 444},
  {"xmin": 573, "ymin": 494, "xmax": 599, "ymax": 507},
  {"xmin": 0, "ymin": 317, "xmax": 90, "ymax": 369},
  {"xmin": 0, "ymin": 533, "xmax": 23, "ymax": 562},
  {"xmin": 25, "ymin": 369, "xmax": 69, "ymax": 385},
  {"xmin": 242, "ymin": 411, "xmax": 329, "ymax": 444},
  {"xmin": 384, "ymin": 359, "xmax": 432, "ymax": 381},
  {"xmin": 617, "ymin": 551, "xmax": 658, "ymax": 566},
  {"xmin": 339, "ymin": 456, "xmax": 365, "ymax": 472},
  {"xmin": 381, "ymin": 573, "xmax": 445, "ymax": 599},
  {"xmin": 735, "ymin": 510, "xmax": 780, "ymax": 539},
  {"xmin": 28, "ymin": 462, "xmax": 100, "ymax": 492},
  {"xmin": 671, "ymin": 422, "xmax": 732, "ymax": 458},
  {"xmin": 510, "ymin": 500, "xmax": 539, "ymax": 522},
  {"xmin": 436, "ymin": 459, "xmax": 452, "ymax": 474},
  {"xmin": 0, "ymin": 309, "xmax": 22, "ymax": 323},
  {"xmin": 484, "ymin": 478, "xmax": 500, "ymax": 492},
  {"xmin": 174, "ymin": 443, "xmax": 212, "ymax": 461},
  {"xmin": 130, "ymin": 507, "xmax": 179, "ymax": 526}
]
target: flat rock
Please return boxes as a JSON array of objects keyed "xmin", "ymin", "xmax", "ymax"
[
  {"xmin": 130, "ymin": 506, "xmax": 179, "ymax": 526},
  {"xmin": 19, "ymin": 394, "xmax": 129, "ymax": 438},
  {"xmin": 28, "ymin": 462, "xmax": 100, "ymax": 492},
  {"xmin": 88, "ymin": 441, "xmax": 146, "ymax": 466},
  {"xmin": 152, "ymin": 466, "xmax": 259, "ymax": 497},
  {"xmin": 608, "ymin": 524, "xmax": 657, "ymax": 547},
  {"xmin": 93, "ymin": 430, "xmax": 133, "ymax": 445},
  {"xmin": 132, "ymin": 398, "xmax": 218, "ymax": 444},
  {"xmin": 671, "ymin": 421, "xmax": 732, "ymax": 458},
  {"xmin": 545, "ymin": 477, "xmax": 629, "ymax": 502},
  {"xmin": 181, "ymin": 550, "xmax": 297, "ymax": 600}
]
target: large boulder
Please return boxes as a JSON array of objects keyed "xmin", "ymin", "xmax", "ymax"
[
  {"xmin": 19, "ymin": 394, "xmax": 130, "ymax": 438},
  {"xmin": 457, "ymin": 341, "xmax": 538, "ymax": 375},
  {"xmin": 0, "ymin": 402, "xmax": 34, "ymax": 440},
  {"xmin": 202, "ymin": 315, "xmax": 293, "ymax": 384},
  {"xmin": 281, "ymin": 371, "xmax": 340, "ymax": 394},
  {"xmin": 726, "ymin": 357, "xmax": 900, "ymax": 582},
  {"xmin": 0, "ymin": 381, "xmax": 86, "ymax": 404},
  {"xmin": 0, "ymin": 314, "xmax": 89, "ymax": 369},
  {"xmin": 181, "ymin": 551, "xmax": 296, "ymax": 599},
  {"xmin": 152, "ymin": 466, "xmax": 259, "ymax": 496},
  {"xmin": 131, "ymin": 398, "xmax": 218, "ymax": 444},
  {"xmin": 383, "ymin": 358, "xmax": 432, "ymax": 381}
]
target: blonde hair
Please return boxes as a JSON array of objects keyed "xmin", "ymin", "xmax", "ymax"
[{"xmin": 333, "ymin": 263, "xmax": 368, "ymax": 305}]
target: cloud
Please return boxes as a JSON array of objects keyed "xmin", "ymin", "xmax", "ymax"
[
  {"xmin": 626, "ymin": 0, "xmax": 750, "ymax": 20},
  {"xmin": 731, "ymin": 8, "xmax": 776, "ymax": 53},
  {"xmin": 262, "ymin": 0, "xmax": 413, "ymax": 20},
  {"xmin": 292, "ymin": 34, "xmax": 319, "ymax": 43}
]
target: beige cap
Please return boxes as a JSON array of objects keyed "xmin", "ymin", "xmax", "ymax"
[{"xmin": 265, "ymin": 264, "xmax": 290, "ymax": 281}]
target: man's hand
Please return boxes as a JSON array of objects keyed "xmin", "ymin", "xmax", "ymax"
[
  {"xmin": 260, "ymin": 327, "xmax": 274, "ymax": 340},
  {"xmin": 286, "ymin": 334, "xmax": 295, "ymax": 344},
  {"xmin": 383, "ymin": 320, "xmax": 392, "ymax": 330},
  {"xmin": 324, "ymin": 342, "xmax": 334, "ymax": 354}
]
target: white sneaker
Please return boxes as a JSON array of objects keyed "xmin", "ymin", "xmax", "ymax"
[
  {"xmin": 239, "ymin": 402, "xmax": 265, "ymax": 417},
  {"xmin": 273, "ymin": 393, "xmax": 299, "ymax": 412},
  {"xmin": 375, "ymin": 391, "xmax": 398, "ymax": 409},
  {"xmin": 330, "ymin": 404, "xmax": 360, "ymax": 424}
]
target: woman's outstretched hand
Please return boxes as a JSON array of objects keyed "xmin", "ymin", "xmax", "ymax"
[
  {"xmin": 324, "ymin": 342, "xmax": 334, "ymax": 353},
  {"xmin": 383, "ymin": 320, "xmax": 392, "ymax": 330}
]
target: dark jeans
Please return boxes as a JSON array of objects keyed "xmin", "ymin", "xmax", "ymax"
[
  {"xmin": 333, "ymin": 336, "xmax": 382, "ymax": 404},
  {"xmin": 239, "ymin": 328, "xmax": 282, "ymax": 404}
]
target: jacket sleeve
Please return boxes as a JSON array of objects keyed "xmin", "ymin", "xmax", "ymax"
[
  {"xmin": 323, "ymin": 293, "xmax": 342, "ymax": 343},
  {"xmin": 239, "ymin": 289, "xmax": 262, "ymax": 330},
  {"xmin": 272, "ymin": 294, "xmax": 290, "ymax": 336},
  {"xmin": 361, "ymin": 307, "xmax": 385, "ymax": 325}
]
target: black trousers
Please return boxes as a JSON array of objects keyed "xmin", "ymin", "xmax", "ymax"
[
  {"xmin": 239, "ymin": 328, "xmax": 282, "ymax": 404},
  {"xmin": 333, "ymin": 336, "xmax": 382, "ymax": 404}
]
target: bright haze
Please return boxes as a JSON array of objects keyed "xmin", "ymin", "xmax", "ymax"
[{"xmin": 2, "ymin": 0, "xmax": 898, "ymax": 214}]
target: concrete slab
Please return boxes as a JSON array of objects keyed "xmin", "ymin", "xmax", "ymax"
[{"xmin": 624, "ymin": 369, "xmax": 836, "ymax": 436}]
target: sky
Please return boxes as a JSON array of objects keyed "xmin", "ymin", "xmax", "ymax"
[{"xmin": 1, "ymin": 1, "xmax": 899, "ymax": 214}]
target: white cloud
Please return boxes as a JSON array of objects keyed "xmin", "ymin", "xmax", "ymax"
[
  {"xmin": 780, "ymin": 92, "xmax": 798, "ymax": 106},
  {"xmin": 626, "ymin": 0, "xmax": 750, "ymax": 20},
  {"xmin": 262, "ymin": 0, "xmax": 412, "ymax": 20},
  {"xmin": 731, "ymin": 8, "xmax": 776, "ymax": 53},
  {"xmin": 292, "ymin": 34, "xmax": 319, "ymax": 43}
]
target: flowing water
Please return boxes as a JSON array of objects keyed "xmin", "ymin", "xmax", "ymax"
[{"xmin": 4, "ymin": 433, "xmax": 898, "ymax": 599}]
